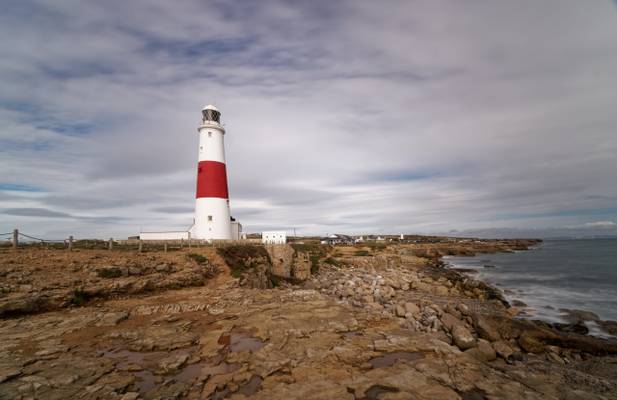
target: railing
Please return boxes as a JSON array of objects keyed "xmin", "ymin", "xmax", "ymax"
[{"xmin": 1, "ymin": 229, "xmax": 262, "ymax": 252}]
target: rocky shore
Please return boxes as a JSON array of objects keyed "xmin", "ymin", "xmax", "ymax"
[{"xmin": 1, "ymin": 240, "xmax": 617, "ymax": 399}]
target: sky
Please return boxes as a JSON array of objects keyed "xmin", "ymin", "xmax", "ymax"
[{"xmin": 1, "ymin": 0, "xmax": 617, "ymax": 239}]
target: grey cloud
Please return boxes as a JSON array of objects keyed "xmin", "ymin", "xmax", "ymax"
[
  {"xmin": 152, "ymin": 206, "xmax": 194, "ymax": 214},
  {"xmin": 3, "ymin": 208, "xmax": 72, "ymax": 218}
]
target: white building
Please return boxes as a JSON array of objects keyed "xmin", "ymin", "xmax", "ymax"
[
  {"xmin": 139, "ymin": 231, "xmax": 190, "ymax": 241},
  {"xmin": 262, "ymin": 231, "xmax": 286, "ymax": 244}
]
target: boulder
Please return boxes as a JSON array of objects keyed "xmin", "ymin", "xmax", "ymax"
[
  {"xmin": 472, "ymin": 314, "xmax": 501, "ymax": 342},
  {"xmin": 452, "ymin": 325, "xmax": 476, "ymax": 350},
  {"xmin": 476, "ymin": 339, "xmax": 497, "ymax": 361},
  {"xmin": 404, "ymin": 302, "xmax": 420, "ymax": 315},
  {"xmin": 518, "ymin": 332, "xmax": 545, "ymax": 353},
  {"xmin": 155, "ymin": 263, "xmax": 171, "ymax": 273},
  {"xmin": 457, "ymin": 303, "xmax": 471, "ymax": 316},
  {"xmin": 395, "ymin": 304, "xmax": 406, "ymax": 318},
  {"xmin": 433, "ymin": 285, "xmax": 449, "ymax": 296},
  {"xmin": 492, "ymin": 341, "xmax": 514, "ymax": 360},
  {"xmin": 440, "ymin": 312, "xmax": 464, "ymax": 333}
]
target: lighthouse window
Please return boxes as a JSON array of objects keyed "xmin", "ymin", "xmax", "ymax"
[
  {"xmin": 208, "ymin": 132, "xmax": 212, "ymax": 137},
  {"xmin": 208, "ymin": 215, "xmax": 213, "ymax": 221}
]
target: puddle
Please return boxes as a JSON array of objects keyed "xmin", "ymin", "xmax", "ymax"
[
  {"xmin": 237, "ymin": 375, "xmax": 263, "ymax": 396},
  {"xmin": 173, "ymin": 363, "xmax": 202, "ymax": 383},
  {"xmin": 133, "ymin": 370, "xmax": 156, "ymax": 393},
  {"xmin": 218, "ymin": 330, "xmax": 265, "ymax": 353},
  {"xmin": 342, "ymin": 331, "xmax": 361, "ymax": 338},
  {"xmin": 363, "ymin": 384, "xmax": 400, "ymax": 400},
  {"xmin": 103, "ymin": 346, "xmax": 203, "ymax": 394},
  {"xmin": 458, "ymin": 388, "xmax": 488, "ymax": 400},
  {"xmin": 368, "ymin": 352, "xmax": 424, "ymax": 368}
]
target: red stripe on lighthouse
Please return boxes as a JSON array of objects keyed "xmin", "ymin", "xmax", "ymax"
[{"xmin": 196, "ymin": 161, "xmax": 229, "ymax": 199}]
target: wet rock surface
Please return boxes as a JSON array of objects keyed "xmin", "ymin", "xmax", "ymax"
[{"xmin": 1, "ymin": 242, "xmax": 617, "ymax": 399}]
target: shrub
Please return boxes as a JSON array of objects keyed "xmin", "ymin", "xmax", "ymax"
[
  {"xmin": 324, "ymin": 257, "xmax": 340, "ymax": 267},
  {"xmin": 217, "ymin": 244, "xmax": 271, "ymax": 278},
  {"xmin": 292, "ymin": 243, "xmax": 329, "ymax": 275},
  {"xmin": 186, "ymin": 253, "xmax": 208, "ymax": 265},
  {"xmin": 96, "ymin": 267, "xmax": 122, "ymax": 278},
  {"xmin": 363, "ymin": 242, "xmax": 387, "ymax": 250},
  {"xmin": 71, "ymin": 289, "xmax": 91, "ymax": 306}
]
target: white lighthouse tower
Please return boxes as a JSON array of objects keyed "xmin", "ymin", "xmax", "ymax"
[{"xmin": 191, "ymin": 105, "xmax": 232, "ymax": 240}]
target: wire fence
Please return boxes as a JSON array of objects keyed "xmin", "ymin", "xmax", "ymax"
[{"xmin": 1, "ymin": 229, "xmax": 259, "ymax": 253}]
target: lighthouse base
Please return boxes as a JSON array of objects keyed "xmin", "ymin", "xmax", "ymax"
[{"xmin": 192, "ymin": 198, "xmax": 232, "ymax": 240}]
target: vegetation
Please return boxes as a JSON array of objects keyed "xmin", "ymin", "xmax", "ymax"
[
  {"xmin": 291, "ymin": 243, "xmax": 329, "ymax": 274},
  {"xmin": 186, "ymin": 253, "xmax": 208, "ymax": 265},
  {"xmin": 354, "ymin": 250, "xmax": 370, "ymax": 257},
  {"xmin": 324, "ymin": 257, "xmax": 340, "ymax": 267},
  {"xmin": 96, "ymin": 267, "xmax": 123, "ymax": 278},
  {"xmin": 217, "ymin": 244, "xmax": 271, "ymax": 278},
  {"xmin": 361, "ymin": 242, "xmax": 387, "ymax": 250},
  {"xmin": 71, "ymin": 289, "xmax": 91, "ymax": 307}
]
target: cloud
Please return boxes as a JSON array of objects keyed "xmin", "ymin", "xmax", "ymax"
[
  {"xmin": 3, "ymin": 208, "xmax": 72, "ymax": 218},
  {"xmin": 583, "ymin": 221, "xmax": 617, "ymax": 228},
  {"xmin": 1, "ymin": 0, "xmax": 616, "ymax": 238}
]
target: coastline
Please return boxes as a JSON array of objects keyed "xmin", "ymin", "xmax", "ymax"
[
  {"xmin": 442, "ymin": 241, "xmax": 617, "ymax": 339},
  {"xmin": 1, "ymin": 240, "xmax": 617, "ymax": 399}
]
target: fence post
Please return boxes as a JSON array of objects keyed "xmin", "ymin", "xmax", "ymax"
[
  {"xmin": 180, "ymin": 238, "xmax": 184, "ymax": 249},
  {"xmin": 188, "ymin": 232, "xmax": 191, "ymax": 249},
  {"xmin": 138, "ymin": 239, "xmax": 143, "ymax": 253},
  {"xmin": 164, "ymin": 242, "xmax": 168, "ymax": 253},
  {"xmin": 12, "ymin": 229, "xmax": 18, "ymax": 250},
  {"xmin": 68, "ymin": 235, "xmax": 73, "ymax": 251},
  {"xmin": 108, "ymin": 238, "xmax": 113, "ymax": 250}
]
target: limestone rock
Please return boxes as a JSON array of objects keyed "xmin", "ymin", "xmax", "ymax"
[
  {"xmin": 457, "ymin": 303, "xmax": 471, "ymax": 316},
  {"xmin": 472, "ymin": 314, "xmax": 501, "ymax": 342},
  {"xmin": 158, "ymin": 353, "xmax": 189, "ymax": 373},
  {"xmin": 470, "ymin": 339, "xmax": 497, "ymax": 361},
  {"xmin": 492, "ymin": 341, "xmax": 514, "ymax": 360},
  {"xmin": 404, "ymin": 302, "xmax": 420, "ymax": 315},
  {"xmin": 440, "ymin": 312, "xmax": 464, "ymax": 333},
  {"xmin": 452, "ymin": 325, "xmax": 476, "ymax": 350},
  {"xmin": 518, "ymin": 332, "xmax": 545, "ymax": 353}
]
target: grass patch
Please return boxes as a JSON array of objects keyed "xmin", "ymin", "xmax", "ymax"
[
  {"xmin": 71, "ymin": 289, "xmax": 91, "ymax": 307},
  {"xmin": 310, "ymin": 255, "xmax": 321, "ymax": 274},
  {"xmin": 96, "ymin": 267, "xmax": 123, "ymax": 278},
  {"xmin": 324, "ymin": 257, "xmax": 340, "ymax": 267},
  {"xmin": 354, "ymin": 250, "xmax": 370, "ymax": 257},
  {"xmin": 186, "ymin": 253, "xmax": 208, "ymax": 265},
  {"xmin": 217, "ymin": 244, "xmax": 271, "ymax": 278},
  {"xmin": 292, "ymin": 243, "xmax": 329, "ymax": 275},
  {"xmin": 361, "ymin": 242, "xmax": 387, "ymax": 250}
]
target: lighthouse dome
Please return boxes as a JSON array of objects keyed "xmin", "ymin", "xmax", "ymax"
[
  {"xmin": 202, "ymin": 104, "xmax": 219, "ymax": 112},
  {"xmin": 201, "ymin": 104, "xmax": 221, "ymax": 123}
]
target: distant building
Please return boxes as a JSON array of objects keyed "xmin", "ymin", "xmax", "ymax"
[
  {"xmin": 230, "ymin": 217, "xmax": 243, "ymax": 241},
  {"xmin": 262, "ymin": 231, "xmax": 286, "ymax": 244},
  {"xmin": 321, "ymin": 234, "xmax": 354, "ymax": 245}
]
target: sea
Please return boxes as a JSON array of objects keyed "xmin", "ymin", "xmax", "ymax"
[{"xmin": 444, "ymin": 239, "xmax": 617, "ymax": 336}]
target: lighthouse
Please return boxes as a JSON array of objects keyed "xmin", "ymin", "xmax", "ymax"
[
  {"xmin": 139, "ymin": 104, "xmax": 242, "ymax": 242},
  {"xmin": 191, "ymin": 105, "xmax": 232, "ymax": 240}
]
